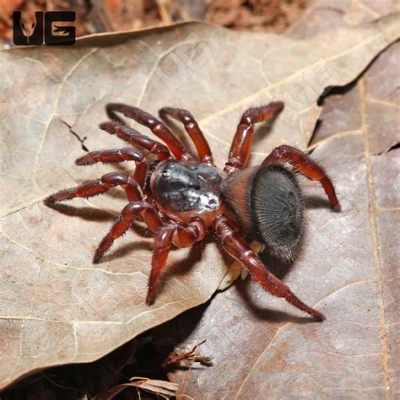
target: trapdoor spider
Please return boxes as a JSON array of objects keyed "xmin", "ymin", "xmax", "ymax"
[{"xmin": 45, "ymin": 102, "xmax": 340, "ymax": 321}]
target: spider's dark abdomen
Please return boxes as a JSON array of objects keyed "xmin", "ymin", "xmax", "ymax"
[
  {"xmin": 152, "ymin": 160, "xmax": 223, "ymax": 214},
  {"xmin": 250, "ymin": 165, "xmax": 304, "ymax": 261}
]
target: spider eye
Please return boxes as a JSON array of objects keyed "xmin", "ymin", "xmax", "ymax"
[{"xmin": 250, "ymin": 165, "xmax": 304, "ymax": 261}]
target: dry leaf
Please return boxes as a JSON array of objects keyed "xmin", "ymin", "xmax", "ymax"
[
  {"xmin": 95, "ymin": 377, "xmax": 179, "ymax": 400},
  {"xmin": 287, "ymin": 0, "xmax": 400, "ymax": 38},
  {"xmin": 168, "ymin": 38, "xmax": 400, "ymax": 400},
  {"xmin": 1, "ymin": 15, "xmax": 400, "ymax": 389}
]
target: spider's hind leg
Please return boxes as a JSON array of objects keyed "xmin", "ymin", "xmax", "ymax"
[
  {"xmin": 224, "ymin": 102, "xmax": 284, "ymax": 174},
  {"xmin": 214, "ymin": 215, "xmax": 324, "ymax": 321},
  {"xmin": 262, "ymin": 145, "xmax": 340, "ymax": 210}
]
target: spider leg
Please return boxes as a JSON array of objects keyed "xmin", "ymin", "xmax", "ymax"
[
  {"xmin": 93, "ymin": 201, "xmax": 162, "ymax": 263},
  {"xmin": 262, "ymin": 145, "xmax": 340, "ymax": 210},
  {"xmin": 75, "ymin": 147, "xmax": 145, "ymax": 166},
  {"xmin": 45, "ymin": 172, "xmax": 142, "ymax": 204},
  {"xmin": 99, "ymin": 121, "xmax": 171, "ymax": 160},
  {"xmin": 106, "ymin": 103, "xmax": 190, "ymax": 160},
  {"xmin": 159, "ymin": 107, "xmax": 213, "ymax": 164},
  {"xmin": 214, "ymin": 215, "xmax": 324, "ymax": 321},
  {"xmin": 147, "ymin": 219, "xmax": 205, "ymax": 304},
  {"xmin": 147, "ymin": 226, "xmax": 174, "ymax": 305},
  {"xmin": 224, "ymin": 102, "xmax": 284, "ymax": 174},
  {"xmin": 75, "ymin": 147, "xmax": 152, "ymax": 188}
]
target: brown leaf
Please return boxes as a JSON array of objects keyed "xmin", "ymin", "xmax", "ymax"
[
  {"xmin": 0, "ymin": 16, "xmax": 400, "ymax": 389},
  {"xmin": 95, "ymin": 377, "xmax": 179, "ymax": 400},
  {"xmin": 286, "ymin": 0, "xmax": 400, "ymax": 38},
  {"xmin": 168, "ymin": 32, "xmax": 400, "ymax": 400}
]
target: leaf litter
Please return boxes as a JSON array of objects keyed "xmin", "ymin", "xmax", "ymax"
[
  {"xmin": 0, "ymin": 13, "xmax": 400, "ymax": 390},
  {"xmin": 168, "ymin": 12, "xmax": 400, "ymax": 400}
]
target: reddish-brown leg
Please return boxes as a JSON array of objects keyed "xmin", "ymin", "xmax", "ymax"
[
  {"xmin": 75, "ymin": 147, "xmax": 152, "ymax": 188},
  {"xmin": 100, "ymin": 121, "xmax": 170, "ymax": 160},
  {"xmin": 106, "ymin": 103, "xmax": 190, "ymax": 160},
  {"xmin": 133, "ymin": 162, "xmax": 151, "ymax": 188},
  {"xmin": 75, "ymin": 147, "xmax": 145, "ymax": 166},
  {"xmin": 147, "ymin": 226, "xmax": 175, "ymax": 305},
  {"xmin": 159, "ymin": 107, "xmax": 213, "ymax": 164},
  {"xmin": 171, "ymin": 219, "xmax": 205, "ymax": 248},
  {"xmin": 93, "ymin": 201, "xmax": 163, "ymax": 263},
  {"xmin": 214, "ymin": 215, "xmax": 324, "ymax": 321},
  {"xmin": 224, "ymin": 102, "xmax": 284, "ymax": 174},
  {"xmin": 147, "ymin": 219, "xmax": 206, "ymax": 304},
  {"xmin": 263, "ymin": 145, "xmax": 340, "ymax": 210},
  {"xmin": 45, "ymin": 172, "xmax": 142, "ymax": 204}
]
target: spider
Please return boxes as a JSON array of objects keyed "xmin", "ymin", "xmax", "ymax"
[{"xmin": 45, "ymin": 101, "xmax": 340, "ymax": 321}]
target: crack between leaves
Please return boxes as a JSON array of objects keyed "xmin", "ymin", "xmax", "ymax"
[
  {"xmin": 360, "ymin": 79, "xmax": 392, "ymax": 396},
  {"xmin": 306, "ymin": 105, "xmax": 398, "ymax": 158},
  {"xmin": 374, "ymin": 142, "xmax": 400, "ymax": 156}
]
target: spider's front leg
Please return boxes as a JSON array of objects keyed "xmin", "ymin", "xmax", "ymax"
[
  {"xmin": 224, "ymin": 102, "xmax": 284, "ymax": 174},
  {"xmin": 75, "ymin": 146, "xmax": 151, "ymax": 187},
  {"xmin": 75, "ymin": 147, "xmax": 145, "ymax": 166},
  {"xmin": 45, "ymin": 172, "xmax": 142, "ymax": 204},
  {"xmin": 214, "ymin": 215, "xmax": 324, "ymax": 321},
  {"xmin": 263, "ymin": 145, "xmax": 340, "ymax": 210},
  {"xmin": 106, "ymin": 103, "xmax": 191, "ymax": 160},
  {"xmin": 147, "ymin": 219, "xmax": 205, "ymax": 304},
  {"xmin": 93, "ymin": 202, "xmax": 205, "ymax": 304},
  {"xmin": 159, "ymin": 107, "xmax": 213, "ymax": 164},
  {"xmin": 93, "ymin": 201, "xmax": 163, "ymax": 263},
  {"xmin": 99, "ymin": 121, "xmax": 171, "ymax": 160}
]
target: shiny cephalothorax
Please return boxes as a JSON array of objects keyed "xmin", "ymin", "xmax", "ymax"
[
  {"xmin": 45, "ymin": 102, "xmax": 340, "ymax": 321},
  {"xmin": 151, "ymin": 160, "xmax": 223, "ymax": 219}
]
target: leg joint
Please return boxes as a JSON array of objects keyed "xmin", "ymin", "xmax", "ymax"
[{"xmin": 101, "ymin": 172, "xmax": 128, "ymax": 185}]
